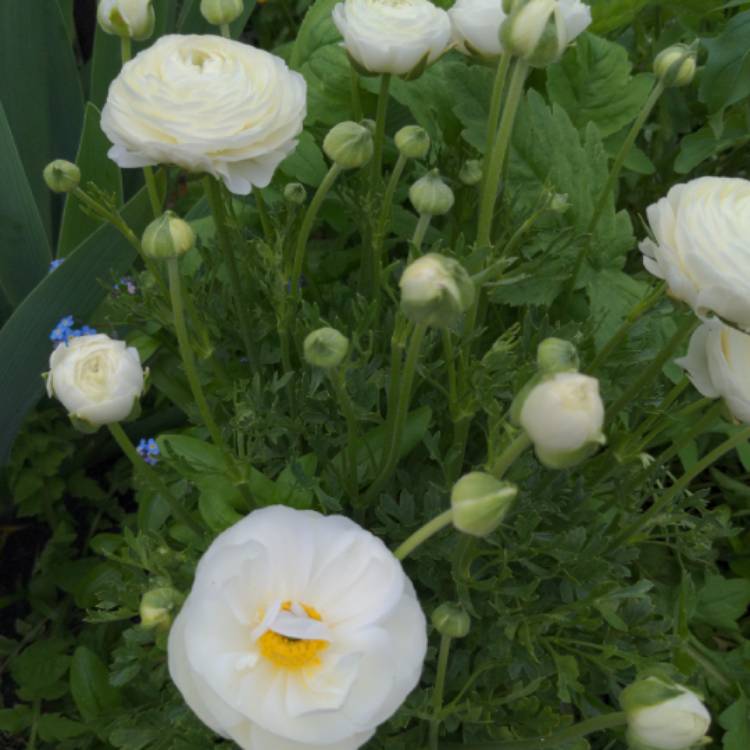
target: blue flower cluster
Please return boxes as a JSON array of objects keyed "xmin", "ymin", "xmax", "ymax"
[
  {"xmin": 48, "ymin": 258, "xmax": 65, "ymax": 273},
  {"xmin": 49, "ymin": 315, "xmax": 97, "ymax": 346},
  {"xmin": 136, "ymin": 438, "xmax": 160, "ymax": 466},
  {"xmin": 114, "ymin": 276, "xmax": 137, "ymax": 296}
]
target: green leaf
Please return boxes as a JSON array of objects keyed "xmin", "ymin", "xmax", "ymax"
[
  {"xmin": 547, "ymin": 34, "xmax": 655, "ymax": 138},
  {"xmin": 89, "ymin": 27, "xmax": 121, "ymax": 111},
  {"xmin": 38, "ymin": 714, "xmax": 87, "ymax": 742},
  {"xmin": 720, "ymin": 697, "xmax": 750, "ymax": 750},
  {"xmin": 280, "ymin": 131, "xmax": 328, "ymax": 187},
  {"xmin": 0, "ymin": 188, "xmax": 152, "ymax": 466},
  {"xmin": 675, "ymin": 110, "xmax": 750, "ymax": 174},
  {"xmin": 588, "ymin": 0, "xmax": 650, "ymax": 33},
  {"xmin": 0, "ymin": 0, "xmax": 84, "ymax": 239},
  {"xmin": 587, "ymin": 270, "xmax": 650, "ymax": 348},
  {"xmin": 0, "ymin": 101, "xmax": 51, "ymax": 307},
  {"xmin": 695, "ymin": 574, "xmax": 750, "ymax": 631},
  {"xmin": 58, "ymin": 104, "xmax": 124, "ymax": 257},
  {"xmin": 10, "ymin": 639, "xmax": 70, "ymax": 700},
  {"xmin": 0, "ymin": 705, "xmax": 32, "ymax": 733},
  {"xmin": 290, "ymin": 0, "xmax": 341, "ymax": 69},
  {"xmin": 196, "ymin": 474, "xmax": 244, "ymax": 532},
  {"xmin": 70, "ymin": 646, "xmax": 121, "ymax": 722}
]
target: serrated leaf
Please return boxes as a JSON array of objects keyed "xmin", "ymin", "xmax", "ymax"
[
  {"xmin": 10, "ymin": 639, "xmax": 70, "ymax": 699},
  {"xmin": 720, "ymin": 697, "xmax": 750, "ymax": 750},
  {"xmin": 70, "ymin": 646, "xmax": 121, "ymax": 722},
  {"xmin": 280, "ymin": 131, "xmax": 328, "ymax": 187},
  {"xmin": 587, "ymin": 269, "xmax": 649, "ymax": 348},
  {"xmin": 695, "ymin": 574, "xmax": 750, "ymax": 631}
]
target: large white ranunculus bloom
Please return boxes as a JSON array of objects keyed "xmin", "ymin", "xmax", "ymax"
[
  {"xmin": 640, "ymin": 177, "xmax": 750, "ymax": 331},
  {"xmin": 97, "ymin": 0, "xmax": 155, "ymax": 40},
  {"xmin": 46, "ymin": 334, "xmax": 145, "ymax": 427},
  {"xmin": 332, "ymin": 0, "xmax": 451, "ymax": 76},
  {"xmin": 101, "ymin": 35, "xmax": 307, "ymax": 195},
  {"xmin": 168, "ymin": 505, "xmax": 427, "ymax": 750},
  {"xmin": 449, "ymin": 0, "xmax": 507, "ymax": 59},
  {"xmin": 676, "ymin": 318, "xmax": 750, "ymax": 424}
]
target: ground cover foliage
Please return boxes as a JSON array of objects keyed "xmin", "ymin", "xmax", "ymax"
[{"xmin": 1, "ymin": 1, "xmax": 750, "ymax": 749}]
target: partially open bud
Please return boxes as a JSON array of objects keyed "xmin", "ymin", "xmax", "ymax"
[
  {"xmin": 537, "ymin": 338, "xmax": 579, "ymax": 374},
  {"xmin": 622, "ymin": 676, "xmax": 711, "ymax": 750},
  {"xmin": 43, "ymin": 160, "xmax": 80, "ymax": 193},
  {"xmin": 284, "ymin": 182, "xmax": 307, "ymax": 205},
  {"xmin": 400, "ymin": 253, "xmax": 475, "ymax": 328},
  {"xmin": 654, "ymin": 45, "xmax": 697, "ymax": 88},
  {"xmin": 142, "ymin": 211, "xmax": 196, "ymax": 260},
  {"xmin": 395, "ymin": 125, "xmax": 431, "ymax": 160},
  {"xmin": 409, "ymin": 170, "xmax": 455, "ymax": 216},
  {"xmin": 303, "ymin": 327, "xmax": 350, "ymax": 369},
  {"xmin": 432, "ymin": 603, "xmax": 471, "ymax": 639},
  {"xmin": 519, "ymin": 372, "xmax": 605, "ymax": 469},
  {"xmin": 97, "ymin": 0, "xmax": 155, "ymax": 40},
  {"xmin": 323, "ymin": 121, "xmax": 374, "ymax": 170},
  {"xmin": 140, "ymin": 587, "xmax": 182, "ymax": 630},
  {"xmin": 200, "ymin": 0, "xmax": 244, "ymax": 26},
  {"xmin": 451, "ymin": 472, "xmax": 517, "ymax": 537},
  {"xmin": 459, "ymin": 160, "xmax": 483, "ymax": 187}
]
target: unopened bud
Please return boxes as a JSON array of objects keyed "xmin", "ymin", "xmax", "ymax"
[
  {"xmin": 400, "ymin": 253, "xmax": 475, "ymax": 328},
  {"xmin": 537, "ymin": 338, "xmax": 579, "ymax": 374},
  {"xmin": 654, "ymin": 45, "xmax": 697, "ymax": 88},
  {"xmin": 284, "ymin": 182, "xmax": 307, "ymax": 205},
  {"xmin": 303, "ymin": 327, "xmax": 349, "ymax": 369},
  {"xmin": 43, "ymin": 160, "xmax": 80, "ymax": 193},
  {"xmin": 451, "ymin": 471, "xmax": 517, "ymax": 537},
  {"xmin": 323, "ymin": 121, "xmax": 374, "ymax": 170},
  {"xmin": 459, "ymin": 160, "xmax": 483, "ymax": 187},
  {"xmin": 200, "ymin": 0, "xmax": 244, "ymax": 26},
  {"xmin": 409, "ymin": 170, "xmax": 455, "ymax": 216},
  {"xmin": 432, "ymin": 603, "xmax": 471, "ymax": 639},
  {"xmin": 142, "ymin": 211, "xmax": 196, "ymax": 260},
  {"xmin": 97, "ymin": 0, "xmax": 155, "ymax": 40},
  {"xmin": 140, "ymin": 587, "xmax": 182, "ymax": 630},
  {"xmin": 395, "ymin": 125, "xmax": 431, "ymax": 160}
]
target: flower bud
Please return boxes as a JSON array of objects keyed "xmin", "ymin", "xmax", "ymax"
[
  {"xmin": 141, "ymin": 211, "xmax": 196, "ymax": 260},
  {"xmin": 459, "ymin": 160, "xmax": 483, "ymax": 187},
  {"xmin": 395, "ymin": 125, "xmax": 431, "ymax": 160},
  {"xmin": 621, "ymin": 676, "xmax": 711, "ymax": 750},
  {"xmin": 432, "ymin": 603, "xmax": 471, "ymax": 639},
  {"xmin": 400, "ymin": 253, "xmax": 475, "ymax": 328},
  {"xmin": 43, "ymin": 160, "xmax": 80, "ymax": 193},
  {"xmin": 140, "ymin": 587, "xmax": 182, "ymax": 630},
  {"xmin": 303, "ymin": 327, "xmax": 349, "ymax": 369},
  {"xmin": 536, "ymin": 338, "xmax": 579, "ymax": 374},
  {"xmin": 360, "ymin": 118, "xmax": 376, "ymax": 135},
  {"xmin": 519, "ymin": 372, "xmax": 606, "ymax": 469},
  {"xmin": 200, "ymin": 0, "xmax": 244, "ymax": 26},
  {"xmin": 323, "ymin": 121, "xmax": 374, "ymax": 170},
  {"xmin": 549, "ymin": 192, "xmax": 570, "ymax": 213},
  {"xmin": 284, "ymin": 182, "xmax": 307, "ymax": 205},
  {"xmin": 451, "ymin": 472, "xmax": 517, "ymax": 537},
  {"xmin": 409, "ymin": 170, "xmax": 455, "ymax": 216},
  {"xmin": 97, "ymin": 0, "xmax": 155, "ymax": 40},
  {"xmin": 654, "ymin": 45, "xmax": 697, "ymax": 88}
]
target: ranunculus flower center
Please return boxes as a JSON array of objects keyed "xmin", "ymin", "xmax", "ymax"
[
  {"xmin": 256, "ymin": 601, "xmax": 330, "ymax": 670},
  {"xmin": 75, "ymin": 353, "xmax": 114, "ymax": 400}
]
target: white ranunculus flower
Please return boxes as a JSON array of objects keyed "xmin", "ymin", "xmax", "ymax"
[
  {"xmin": 46, "ymin": 334, "xmax": 145, "ymax": 426},
  {"xmin": 640, "ymin": 177, "xmax": 750, "ymax": 331},
  {"xmin": 332, "ymin": 0, "xmax": 452, "ymax": 76},
  {"xmin": 101, "ymin": 35, "xmax": 307, "ymax": 195},
  {"xmin": 519, "ymin": 372, "xmax": 605, "ymax": 468},
  {"xmin": 97, "ymin": 0, "xmax": 155, "ymax": 40},
  {"xmin": 168, "ymin": 505, "xmax": 427, "ymax": 750},
  {"xmin": 449, "ymin": 0, "xmax": 507, "ymax": 58},
  {"xmin": 676, "ymin": 318, "xmax": 750, "ymax": 424}
]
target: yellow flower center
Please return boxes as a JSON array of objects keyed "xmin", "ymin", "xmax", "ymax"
[{"xmin": 258, "ymin": 602, "xmax": 328, "ymax": 670}]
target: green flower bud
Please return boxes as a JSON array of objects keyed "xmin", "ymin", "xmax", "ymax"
[
  {"xmin": 409, "ymin": 170, "xmax": 455, "ymax": 216},
  {"xmin": 432, "ymin": 603, "xmax": 471, "ymax": 639},
  {"xmin": 141, "ymin": 211, "xmax": 196, "ymax": 260},
  {"xmin": 43, "ymin": 160, "xmax": 80, "ymax": 193},
  {"xmin": 97, "ymin": 0, "xmax": 155, "ymax": 40},
  {"xmin": 459, "ymin": 160, "xmax": 483, "ymax": 187},
  {"xmin": 654, "ymin": 45, "xmax": 697, "ymax": 88},
  {"xmin": 360, "ymin": 118, "xmax": 376, "ymax": 135},
  {"xmin": 284, "ymin": 182, "xmax": 307, "ymax": 205},
  {"xmin": 395, "ymin": 125, "xmax": 431, "ymax": 160},
  {"xmin": 536, "ymin": 338, "xmax": 579, "ymax": 374},
  {"xmin": 200, "ymin": 0, "xmax": 244, "ymax": 26},
  {"xmin": 399, "ymin": 253, "xmax": 475, "ymax": 328},
  {"xmin": 303, "ymin": 327, "xmax": 350, "ymax": 369},
  {"xmin": 451, "ymin": 472, "xmax": 518, "ymax": 537},
  {"xmin": 140, "ymin": 587, "xmax": 182, "ymax": 630},
  {"xmin": 500, "ymin": 0, "xmax": 564, "ymax": 68},
  {"xmin": 323, "ymin": 121, "xmax": 374, "ymax": 170}
]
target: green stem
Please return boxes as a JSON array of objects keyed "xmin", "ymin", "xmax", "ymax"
[
  {"xmin": 615, "ymin": 425, "xmax": 750, "ymax": 546},
  {"xmin": 255, "ymin": 189, "xmax": 274, "ymax": 245},
  {"xmin": 638, "ymin": 395, "xmax": 713, "ymax": 450},
  {"xmin": 107, "ymin": 422, "xmax": 203, "ymax": 536},
  {"xmin": 331, "ymin": 368, "xmax": 361, "ymax": 497},
  {"xmin": 489, "ymin": 433, "xmax": 532, "ymax": 479},
  {"xmin": 412, "ymin": 213, "xmax": 432, "ymax": 256},
  {"xmin": 120, "ymin": 36, "xmax": 132, "ymax": 64},
  {"xmin": 477, "ymin": 60, "xmax": 528, "ymax": 247},
  {"xmin": 443, "ymin": 712, "xmax": 628, "ymax": 750},
  {"xmin": 204, "ymin": 177, "xmax": 255, "ymax": 366},
  {"xmin": 143, "ymin": 166, "xmax": 162, "ymax": 218},
  {"xmin": 429, "ymin": 633, "xmax": 453, "ymax": 750},
  {"xmin": 482, "ymin": 52, "xmax": 512, "ymax": 190},
  {"xmin": 371, "ymin": 74, "xmax": 391, "ymax": 184},
  {"xmin": 350, "ymin": 66, "xmax": 363, "ymax": 121},
  {"xmin": 370, "ymin": 151, "xmax": 407, "ymax": 291},
  {"xmin": 443, "ymin": 330, "xmax": 458, "ymax": 415},
  {"xmin": 395, "ymin": 508, "xmax": 453, "ymax": 560},
  {"xmin": 220, "ymin": 23, "xmax": 231, "ymax": 38},
  {"xmin": 27, "ymin": 698, "xmax": 41, "ymax": 750}
]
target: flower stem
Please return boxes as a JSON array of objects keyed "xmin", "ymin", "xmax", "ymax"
[
  {"xmin": 330, "ymin": 368, "xmax": 361, "ymax": 498},
  {"xmin": 443, "ymin": 330, "xmax": 458, "ymax": 415},
  {"xmin": 204, "ymin": 176, "xmax": 255, "ymax": 367},
  {"xmin": 477, "ymin": 60, "xmax": 528, "ymax": 248},
  {"xmin": 395, "ymin": 508, "xmax": 453, "ymax": 560},
  {"xmin": 371, "ymin": 74, "xmax": 392, "ymax": 184},
  {"xmin": 489, "ymin": 433, "xmax": 532, "ymax": 479},
  {"xmin": 107, "ymin": 422, "xmax": 203, "ymax": 536},
  {"xmin": 143, "ymin": 166, "xmax": 162, "ymax": 218},
  {"xmin": 429, "ymin": 633, "xmax": 453, "ymax": 750},
  {"xmin": 120, "ymin": 36, "xmax": 132, "ymax": 64},
  {"xmin": 411, "ymin": 213, "xmax": 431, "ymax": 256},
  {"xmin": 254, "ymin": 189, "xmax": 274, "ymax": 246},
  {"xmin": 481, "ymin": 52, "xmax": 511, "ymax": 195},
  {"xmin": 350, "ymin": 67, "xmax": 363, "ymax": 121},
  {"xmin": 220, "ymin": 23, "xmax": 231, "ymax": 38}
]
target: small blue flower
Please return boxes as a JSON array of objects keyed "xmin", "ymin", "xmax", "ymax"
[
  {"xmin": 71, "ymin": 325, "xmax": 97, "ymax": 337},
  {"xmin": 48, "ymin": 258, "xmax": 65, "ymax": 273},
  {"xmin": 137, "ymin": 437, "xmax": 160, "ymax": 466},
  {"xmin": 114, "ymin": 276, "xmax": 137, "ymax": 296},
  {"xmin": 49, "ymin": 315, "xmax": 76, "ymax": 345}
]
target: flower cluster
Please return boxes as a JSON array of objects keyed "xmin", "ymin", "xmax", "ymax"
[
  {"xmin": 136, "ymin": 437, "xmax": 160, "ymax": 465},
  {"xmin": 49, "ymin": 316, "xmax": 97, "ymax": 346}
]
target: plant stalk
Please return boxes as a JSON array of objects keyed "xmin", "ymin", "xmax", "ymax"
[
  {"xmin": 489, "ymin": 433, "xmax": 532, "ymax": 479},
  {"xmin": 395, "ymin": 508, "xmax": 454, "ymax": 560},
  {"xmin": 371, "ymin": 73, "xmax": 392, "ymax": 184},
  {"xmin": 429, "ymin": 633, "xmax": 453, "ymax": 750}
]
